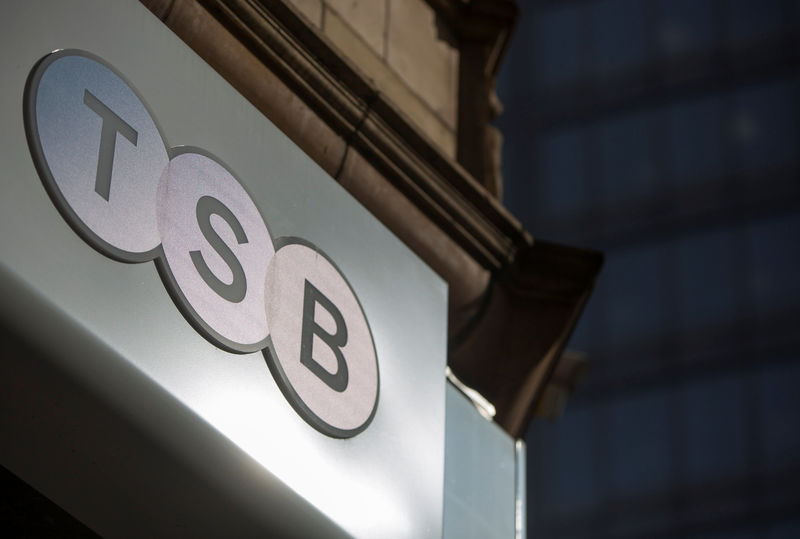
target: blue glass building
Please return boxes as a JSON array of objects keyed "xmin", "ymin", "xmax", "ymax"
[{"xmin": 497, "ymin": 0, "xmax": 800, "ymax": 537}]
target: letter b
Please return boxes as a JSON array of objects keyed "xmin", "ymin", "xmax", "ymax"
[{"xmin": 300, "ymin": 279, "xmax": 349, "ymax": 392}]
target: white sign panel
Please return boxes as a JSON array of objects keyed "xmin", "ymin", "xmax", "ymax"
[
  {"xmin": 25, "ymin": 49, "xmax": 379, "ymax": 438},
  {"xmin": 0, "ymin": 3, "xmax": 447, "ymax": 537}
]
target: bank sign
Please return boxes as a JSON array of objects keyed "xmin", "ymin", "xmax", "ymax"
[{"xmin": 24, "ymin": 50, "xmax": 378, "ymax": 438}]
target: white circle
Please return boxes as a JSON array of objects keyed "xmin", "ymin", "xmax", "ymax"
[
  {"xmin": 264, "ymin": 241, "xmax": 378, "ymax": 436},
  {"xmin": 157, "ymin": 150, "xmax": 274, "ymax": 351},
  {"xmin": 29, "ymin": 51, "xmax": 168, "ymax": 259}
]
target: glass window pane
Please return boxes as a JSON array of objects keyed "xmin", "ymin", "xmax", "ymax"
[
  {"xmin": 746, "ymin": 212, "xmax": 800, "ymax": 317},
  {"xmin": 535, "ymin": 5, "xmax": 584, "ymax": 87},
  {"xmin": 687, "ymin": 531, "xmax": 758, "ymax": 539},
  {"xmin": 655, "ymin": 0, "xmax": 717, "ymax": 57},
  {"xmin": 597, "ymin": 111, "xmax": 657, "ymax": 206},
  {"xmin": 726, "ymin": 0, "xmax": 783, "ymax": 43},
  {"xmin": 607, "ymin": 390, "xmax": 671, "ymax": 497},
  {"xmin": 759, "ymin": 360, "xmax": 800, "ymax": 468},
  {"xmin": 603, "ymin": 245, "xmax": 664, "ymax": 346},
  {"xmin": 683, "ymin": 372, "xmax": 749, "ymax": 483},
  {"xmin": 551, "ymin": 406, "xmax": 598, "ymax": 516},
  {"xmin": 525, "ymin": 421, "xmax": 559, "ymax": 519},
  {"xmin": 768, "ymin": 518, "xmax": 800, "ymax": 539},
  {"xmin": 674, "ymin": 228, "xmax": 739, "ymax": 330},
  {"xmin": 588, "ymin": 0, "xmax": 647, "ymax": 76},
  {"xmin": 526, "ymin": 405, "xmax": 598, "ymax": 519},
  {"xmin": 537, "ymin": 128, "xmax": 587, "ymax": 216},
  {"xmin": 666, "ymin": 95, "xmax": 727, "ymax": 186},
  {"xmin": 730, "ymin": 80, "xmax": 798, "ymax": 171}
]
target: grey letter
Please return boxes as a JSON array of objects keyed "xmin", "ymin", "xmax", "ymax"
[
  {"xmin": 300, "ymin": 280, "xmax": 349, "ymax": 392},
  {"xmin": 83, "ymin": 89, "xmax": 138, "ymax": 201},
  {"xmin": 190, "ymin": 196, "xmax": 248, "ymax": 303}
]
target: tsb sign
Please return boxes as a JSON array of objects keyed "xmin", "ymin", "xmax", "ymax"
[{"xmin": 24, "ymin": 50, "xmax": 378, "ymax": 438}]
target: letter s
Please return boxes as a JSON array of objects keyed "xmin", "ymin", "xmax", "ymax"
[{"xmin": 189, "ymin": 195, "xmax": 248, "ymax": 303}]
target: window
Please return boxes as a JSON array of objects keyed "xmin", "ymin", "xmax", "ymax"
[
  {"xmin": 726, "ymin": 0, "xmax": 783, "ymax": 43},
  {"xmin": 746, "ymin": 212, "xmax": 800, "ymax": 317},
  {"xmin": 759, "ymin": 360, "xmax": 800, "ymax": 468},
  {"xmin": 666, "ymin": 95, "xmax": 727, "ymax": 186},
  {"xmin": 606, "ymin": 390, "xmax": 672, "ymax": 497},
  {"xmin": 537, "ymin": 127, "xmax": 588, "ymax": 216},
  {"xmin": 683, "ymin": 372, "xmax": 749, "ymax": 482},
  {"xmin": 654, "ymin": 0, "xmax": 717, "ymax": 57},
  {"xmin": 587, "ymin": 0, "xmax": 647, "ymax": 77},
  {"xmin": 674, "ymin": 228, "xmax": 739, "ymax": 331},
  {"xmin": 602, "ymin": 244, "xmax": 665, "ymax": 347},
  {"xmin": 534, "ymin": 4, "xmax": 584, "ymax": 87},
  {"xmin": 596, "ymin": 111, "xmax": 657, "ymax": 206}
]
